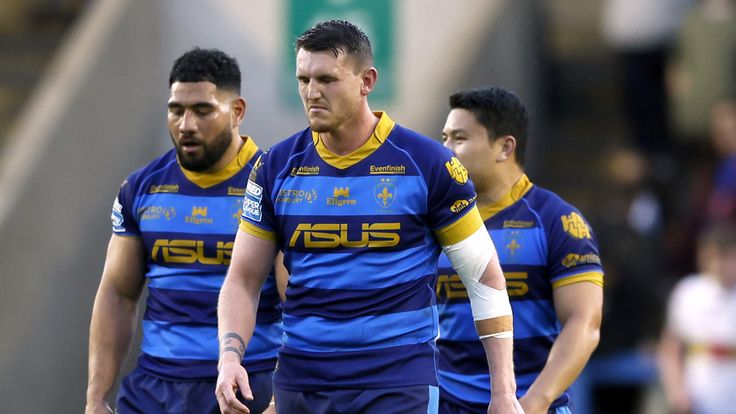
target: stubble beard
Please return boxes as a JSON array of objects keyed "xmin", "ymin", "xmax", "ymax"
[{"xmin": 173, "ymin": 125, "xmax": 234, "ymax": 172}]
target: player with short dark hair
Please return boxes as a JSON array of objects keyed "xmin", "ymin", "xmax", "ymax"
[
  {"xmin": 295, "ymin": 18, "xmax": 374, "ymax": 67},
  {"xmin": 85, "ymin": 48, "xmax": 281, "ymax": 414},
  {"xmin": 439, "ymin": 86, "xmax": 604, "ymax": 414},
  {"xmin": 215, "ymin": 20, "xmax": 523, "ymax": 414},
  {"xmin": 169, "ymin": 47, "xmax": 242, "ymax": 95}
]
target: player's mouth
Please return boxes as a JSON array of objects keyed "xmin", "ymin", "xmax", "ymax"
[
  {"xmin": 179, "ymin": 138, "xmax": 203, "ymax": 154},
  {"xmin": 308, "ymin": 104, "xmax": 328, "ymax": 113}
]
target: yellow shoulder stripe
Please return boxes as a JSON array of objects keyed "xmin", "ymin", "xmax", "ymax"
[
  {"xmin": 435, "ymin": 206, "xmax": 483, "ymax": 246},
  {"xmin": 239, "ymin": 220, "xmax": 276, "ymax": 241},
  {"xmin": 552, "ymin": 272, "xmax": 604, "ymax": 289}
]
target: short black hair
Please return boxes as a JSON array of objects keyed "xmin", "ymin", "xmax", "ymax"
[
  {"xmin": 295, "ymin": 19, "xmax": 373, "ymax": 68},
  {"xmin": 168, "ymin": 47, "xmax": 241, "ymax": 94},
  {"xmin": 449, "ymin": 86, "xmax": 529, "ymax": 166}
]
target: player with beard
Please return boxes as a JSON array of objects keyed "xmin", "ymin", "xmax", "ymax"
[{"xmin": 85, "ymin": 48, "xmax": 282, "ymax": 414}]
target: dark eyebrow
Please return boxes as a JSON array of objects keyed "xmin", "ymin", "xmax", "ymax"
[
  {"xmin": 167, "ymin": 102, "xmax": 217, "ymax": 110},
  {"xmin": 445, "ymin": 128, "xmax": 468, "ymax": 136}
]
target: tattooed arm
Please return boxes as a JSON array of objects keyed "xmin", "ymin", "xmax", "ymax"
[{"xmin": 216, "ymin": 229, "xmax": 277, "ymax": 414}]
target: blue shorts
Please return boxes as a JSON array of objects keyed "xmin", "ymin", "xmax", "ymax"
[
  {"xmin": 439, "ymin": 396, "xmax": 572, "ymax": 414},
  {"xmin": 274, "ymin": 384, "xmax": 439, "ymax": 414},
  {"xmin": 116, "ymin": 367, "xmax": 273, "ymax": 414},
  {"xmin": 438, "ymin": 388, "xmax": 485, "ymax": 414}
]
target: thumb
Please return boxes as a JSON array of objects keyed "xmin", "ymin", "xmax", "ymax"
[{"xmin": 237, "ymin": 371, "xmax": 253, "ymax": 401}]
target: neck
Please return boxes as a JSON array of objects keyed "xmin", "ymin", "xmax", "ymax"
[
  {"xmin": 320, "ymin": 106, "xmax": 379, "ymax": 155},
  {"xmin": 475, "ymin": 165, "xmax": 524, "ymax": 208}
]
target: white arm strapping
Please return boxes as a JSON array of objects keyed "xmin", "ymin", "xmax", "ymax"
[
  {"xmin": 442, "ymin": 226, "xmax": 513, "ymax": 332},
  {"xmin": 442, "ymin": 225, "xmax": 495, "ymax": 283}
]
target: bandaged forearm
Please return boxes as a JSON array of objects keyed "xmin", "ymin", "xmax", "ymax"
[{"xmin": 442, "ymin": 226, "xmax": 513, "ymax": 339}]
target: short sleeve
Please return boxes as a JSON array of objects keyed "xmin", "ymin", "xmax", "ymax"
[
  {"xmin": 111, "ymin": 178, "xmax": 140, "ymax": 236},
  {"xmin": 428, "ymin": 150, "xmax": 480, "ymax": 246},
  {"xmin": 547, "ymin": 205, "xmax": 604, "ymax": 288},
  {"xmin": 239, "ymin": 153, "xmax": 277, "ymax": 241}
]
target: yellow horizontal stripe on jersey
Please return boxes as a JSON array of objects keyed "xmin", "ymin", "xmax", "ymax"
[
  {"xmin": 552, "ymin": 271, "xmax": 604, "ymax": 289},
  {"xmin": 435, "ymin": 206, "xmax": 484, "ymax": 247},
  {"xmin": 239, "ymin": 220, "xmax": 276, "ymax": 241}
]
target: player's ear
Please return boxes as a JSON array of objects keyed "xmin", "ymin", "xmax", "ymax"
[
  {"xmin": 496, "ymin": 136, "xmax": 516, "ymax": 162},
  {"xmin": 360, "ymin": 67, "xmax": 378, "ymax": 96},
  {"xmin": 232, "ymin": 97, "xmax": 247, "ymax": 126}
]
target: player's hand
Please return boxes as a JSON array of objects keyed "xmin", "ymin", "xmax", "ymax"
[
  {"xmin": 215, "ymin": 358, "xmax": 252, "ymax": 414},
  {"xmin": 84, "ymin": 401, "xmax": 113, "ymax": 414},
  {"xmin": 488, "ymin": 393, "xmax": 525, "ymax": 414},
  {"xmin": 519, "ymin": 393, "xmax": 549, "ymax": 414}
]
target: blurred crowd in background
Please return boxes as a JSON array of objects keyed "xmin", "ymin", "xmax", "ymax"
[
  {"xmin": 587, "ymin": 0, "xmax": 736, "ymax": 412},
  {"xmin": 1, "ymin": 1, "xmax": 735, "ymax": 413}
]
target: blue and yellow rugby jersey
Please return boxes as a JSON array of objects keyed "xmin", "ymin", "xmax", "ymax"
[
  {"xmin": 111, "ymin": 137, "xmax": 281, "ymax": 380},
  {"xmin": 436, "ymin": 174, "xmax": 604, "ymax": 411},
  {"xmin": 240, "ymin": 112, "xmax": 481, "ymax": 391}
]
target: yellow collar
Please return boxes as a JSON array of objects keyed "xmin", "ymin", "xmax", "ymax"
[
  {"xmin": 312, "ymin": 111, "xmax": 395, "ymax": 169},
  {"xmin": 477, "ymin": 174, "xmax": 533, "ymax": 221},
  {"xmin": 180, "ymin": 136, "xmax": 259, "ymax": 188}
]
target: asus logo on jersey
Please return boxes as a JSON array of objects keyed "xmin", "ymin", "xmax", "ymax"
[
  {"xmin": 436, "ymin": 274, "xmax": 467, "ymax": 299},
  {"xmin": 436, "ymin": 272, "xmax": 529, "ymax": 299},
  {"xmin": 151, "ymin": 239, "xmax": 233, "ymax": 265},
  {"xmin": 288, "ymin": 223, "xmax": 401, "ymax": 248}
]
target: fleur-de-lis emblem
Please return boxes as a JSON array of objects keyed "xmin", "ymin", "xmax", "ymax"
[
  {"xmin": 378, "ymin": 187, "xmax": 393, "ymax": 207},
  {"xmin": 374, "ymin": 179, "xmax": 396, "ymax": 208},
  {"xmin": 506, "ymin": 238, "xmax": 521, "ymax": 255}
]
